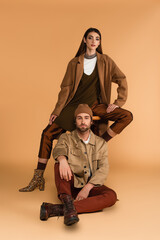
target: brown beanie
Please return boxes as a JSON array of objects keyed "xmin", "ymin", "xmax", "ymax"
[{"xmin": 74, "ymin": 104, "xmax": 93, "ymax": 118}]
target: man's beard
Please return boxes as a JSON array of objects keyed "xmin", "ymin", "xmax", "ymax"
[{"xmin": 76, "ymin": 125, "xmax": 90, "ymax": 132}]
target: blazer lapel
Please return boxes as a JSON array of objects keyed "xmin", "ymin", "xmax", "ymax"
[
  {"xmin": 96, "ymin": 52, "xmax": 108, "ymax": 103},
  {"xmin": 73, "ymin": 53, "xmax": 84, "ymax": 95}
]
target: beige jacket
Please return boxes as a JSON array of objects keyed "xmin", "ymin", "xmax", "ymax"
[
  {"xmin": 52, "ymin": 130, "xmax": 109, "ymax": 188},
  {"xmin": 52, "ymin": 51, "xmax": 128, "ymax": 117}
]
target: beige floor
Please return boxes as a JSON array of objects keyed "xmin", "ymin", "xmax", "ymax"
[{"xmin": 1, "ymin": 160, "xmax": 160, "ymax": 240}]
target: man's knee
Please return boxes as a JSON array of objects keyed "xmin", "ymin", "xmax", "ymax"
[
  {"xmin": 127, "ymin": 111, "xmax": 133, "ymax": 122},
  {"xmin": 123, "ymin": 110, "xmax": 133, "ymax": 124},
  {"xmin": 104, "ymin": 189, "xmax": 118, "ymax": 207}
]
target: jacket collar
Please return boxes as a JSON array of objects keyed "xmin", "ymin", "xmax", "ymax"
[{"xmin": 71, "ymin": 129, "xmax": 96, "ymax": 146}]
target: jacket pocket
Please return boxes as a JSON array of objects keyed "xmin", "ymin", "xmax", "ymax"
[
  {"xmin": 70, "ymin": 149, "xmax": 81, "ymax": 156},
  {"xmin": 92, "ymin": 153, "xmax": 102, "ymax": 171},
  {"xmin": 68, "ymin": 149, "xmax": 81, "ymax": 164},
  {"xmin": 68, "ymin": 149, "xmax": 83, "ymax": 175}
]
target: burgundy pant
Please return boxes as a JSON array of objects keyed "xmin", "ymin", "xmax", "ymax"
[
  {"xmin": 54, "ymin": 163, "xmax": 117, "ymax": 214},
  {"xmin": 38, "ymin": 103, "xmax": 133, "ymax": 159}
]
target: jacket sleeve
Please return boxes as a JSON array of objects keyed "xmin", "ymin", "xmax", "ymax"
[
  {"xmin": 88, "ymin": 142, "xmax": 109, "ymax": 186},
  {"xmin": 110, "ymin": 58, "xmax": 128, "ymax": 107},
  {"xmin": 52, "ymin": 133, "xmax": 69, "ymax": 161},
  {"xmin": 51, "ymin": 61, "xmax": 73, "ymax": 116}
]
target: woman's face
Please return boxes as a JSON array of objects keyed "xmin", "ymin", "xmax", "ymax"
[{"xmin": 84, "ymin": 31, "xmax": 101, "ymax": 52}]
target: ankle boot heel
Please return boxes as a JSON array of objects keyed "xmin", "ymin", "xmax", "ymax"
[{"xmin": 39, "ymin": 181, "xmax": 45, "ymax": 191}]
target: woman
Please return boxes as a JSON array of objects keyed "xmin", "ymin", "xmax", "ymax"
[{"xmin": 19, "ymin": 27, "xmax": 133, "ymax": 192}]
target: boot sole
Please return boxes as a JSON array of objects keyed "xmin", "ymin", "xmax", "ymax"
[
  {"xmin": 40, "ymin": 204, "xmax": 48, "ymax": 221},
  {"xmin": 19, "ymin": 188, "xmax": 34, "ymax": 192},
  {"xmin": 64, "ymin": 216, "xmax": 79, "ymax": 226}
]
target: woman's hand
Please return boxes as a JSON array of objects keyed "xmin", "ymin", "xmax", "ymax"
[
  {"xmin": 49, "ymin": 114, "xmax": 57, "ymax": 125},
  {"xmin": 57, "ymin": 156, "xmax": 72, "ymax": 181},
  {"xmin": 106, "ymin": 104, "xmax": 119, "ymax": 113}
]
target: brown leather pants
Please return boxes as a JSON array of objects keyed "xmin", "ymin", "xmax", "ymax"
[
  {"xmin": 54, "ymin": 163, "xmax": 118, "ymax": 214},
  {"xmin": 38, "ymin": 104, "xmax": 133, "ymax": 159}
]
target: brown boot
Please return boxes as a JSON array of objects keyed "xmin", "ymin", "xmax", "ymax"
[
  {"xmin": 60, "ymin": 194, "xmax": 79, "ymax": 226},
  {"xmin": 19, "ymin": 169, "xmax": 45, "ymax": 192},
  {"xmin": 40, "ymin": 202, "xmax": 64, "ymax": 221}
]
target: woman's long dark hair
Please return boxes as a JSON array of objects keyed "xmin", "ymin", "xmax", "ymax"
[{"xmin": 75, "ymin": 28, "xmax": 103, "ymax": 57}]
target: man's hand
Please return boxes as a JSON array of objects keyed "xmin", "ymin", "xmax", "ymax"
[
  {"xmin": 49, "ymin": 114, "xmax": 57, "ymax": 125},
  {"xmin": 57, "ymin": 156, "xmax": 72, "ymax": 181},
  {"xmin": 106, "ymin": 104, "xmax": 119, "ymax": 113},
  {"xmin": 75, "ymin": 183, "xmax": 94, "ymax": 201}
]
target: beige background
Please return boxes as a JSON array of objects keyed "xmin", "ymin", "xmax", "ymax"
[{"xmin": 0, "ymin": 0, "xmax": 160, "ymax": 239}]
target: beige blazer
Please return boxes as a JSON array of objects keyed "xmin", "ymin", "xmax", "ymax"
[{"xmin": 52, "ymin": 51, "xmax": 128, "ymax": 117}]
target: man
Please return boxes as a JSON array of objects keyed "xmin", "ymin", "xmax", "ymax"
[{"xmin": 40, "ymin": 104, "xmax": 117, "ymax": 226}]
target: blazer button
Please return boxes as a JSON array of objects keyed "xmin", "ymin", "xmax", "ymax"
[
  {"xmin": 84, "ymin": 166, "xmax": 86, "ymax": 168},
  {"xmin": 81, "ymin": 183, "xmax": 83, "ymax": 186},
  {"xmin": 84, "ymin": 171, "xmax": 87, "ymax": 174}
]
